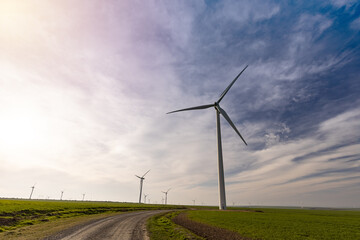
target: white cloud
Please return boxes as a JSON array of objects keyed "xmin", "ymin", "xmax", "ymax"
[
  {"xmin": 351, "ymin": 17, "xmax": 360, "ymax": 30},
  {"xmin": 330, "ymin": 0, "xmax": 357, "ymax": 9},
  {"xmin": 288, "ymin": 14, "xmax": 333, "ymax": 59},
  {"xmin": 216, "ymin": 0, "xmax": 280, "ymax": 23}
]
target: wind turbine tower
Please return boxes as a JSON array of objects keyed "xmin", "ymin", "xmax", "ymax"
[
  {"xmin": 60, "ymin": 191, "xmax": 64, "ymax": 200},
  {"xmin": 162, "ymin": 188, "xmax": 171, "ymax": 205},
  {"xmin": 29, "ymin": 184, "xmax": 36, "ymax": 200},
  {"xmin": 167, "ymin": 65, "xmax": 248, "ymax": 210},
  {"xmin": 82, "ymin": 193, "xmax": 85, "ymax": 201},
  {"xmin": 135, "ymin": 170, "xmax": 150, "ymax": 204}
]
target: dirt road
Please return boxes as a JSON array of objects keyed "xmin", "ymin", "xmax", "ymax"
[{"xmin": 44, "ymin": 210, "xmax": 168, "ymax": 240}]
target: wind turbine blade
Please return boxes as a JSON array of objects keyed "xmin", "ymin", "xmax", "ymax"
[
  {"xmin": 135, "ymin": 175, "xmax": 141, "ymax": 178},
  {"xmin": 142, "ymin": 169, "xmax": 150, "ymax": 178},
  {"xmin": 217, "ymin": 65, "xmax": 248, "ymax": 104},
  {"xmin": 167, "ymin": 188, "xmax": 171, "ymax": 192},
  {"xmin": 217, "ymin": 106, "xmax": 247, "ymax": 145},
  {"xmin": 167, "ymin": 104, "xmax": 214, "ymax": 114}
]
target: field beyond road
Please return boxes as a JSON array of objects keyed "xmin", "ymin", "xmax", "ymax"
[{"xmin": 186, "ymin": 208, "xmax": 360, "ymax": 240}]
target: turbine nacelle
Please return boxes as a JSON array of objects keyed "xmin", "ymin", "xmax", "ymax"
[
  {"xmin": 135, "ymin": 169, "xmax": 150, "ymax": 180},
  {"xmin": 162, "ymin": 188, "xmax": 171, "ymax": 194},
  {"xmin": 214, "ymin": 102, "xmax": 220, "ymax": 112}
]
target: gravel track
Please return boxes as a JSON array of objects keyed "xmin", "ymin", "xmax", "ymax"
[{"xmin": 44, "ymin": 210, "xmax": 168, "ymax": 240}]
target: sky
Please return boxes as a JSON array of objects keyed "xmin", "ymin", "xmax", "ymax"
[{"xmin": 0, "ymin": 0, "xmax": 359, "ymax": 208}]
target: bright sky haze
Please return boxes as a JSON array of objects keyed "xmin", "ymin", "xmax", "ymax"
[{"xmin": 0, "ymin": 0, "xmax": 359, "ymax": 207}]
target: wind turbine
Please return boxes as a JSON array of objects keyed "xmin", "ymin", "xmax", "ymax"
[
  {"xmin": 29, "ymin": 183, "xmax": 36, "ymax": 200},
  {"xmin": 162, "ymin": 188, "xmax": 171, "ymax": 205},
  {"xmin": 144, "ymin": 194, "xmax": 148, "ymax": 204},
  {"xmin": 82, "ymin": 193, "xmax": 85, "ymax": 201},
  {"xmin": 135, "ymin": 169, "xmax": 150, "ymax": 204},
  {"xmin": 167, "ymin": 65, "xmax": 248, "ymax": 210},
  {"xmin": 60, "ymin": 190, "xmax": 64, "ymax": 200}
]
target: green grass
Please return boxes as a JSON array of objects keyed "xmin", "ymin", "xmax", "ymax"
[
  {"xmin": 147, "ymin": 211, "xmax": 204, "ymax": 240},
  {"xmin": 0, "ymin": 198, "xmax": 183, "ymax": 233},
  {"xmin": 187, "ymin": 208, "xmax": 360, "ymax": 240}
]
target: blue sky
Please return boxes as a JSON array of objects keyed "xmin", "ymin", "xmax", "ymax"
[{"xmin": 0, "ymin": 0, "xmax": 359, "ymax": 207}]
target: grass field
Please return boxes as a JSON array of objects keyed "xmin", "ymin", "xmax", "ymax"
[
  {"xmin": 147, "ymin": 211, "xmax": 204, "ymax": 240},
  {"xmin": 0, "ymin": 198, "xmax": 182, "ymax": 233},
  {"xmin": 3, "ymin": 199, "xmax": 359, "ymax": 240},
  {"xmin": 187, "ymin": 208, "xmax": 360, "ymax": 240}
]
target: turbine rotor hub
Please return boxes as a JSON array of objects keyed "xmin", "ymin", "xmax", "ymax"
[{"xmin": 214, "ymin": 102, "xmax": 220, "ymax": 112}]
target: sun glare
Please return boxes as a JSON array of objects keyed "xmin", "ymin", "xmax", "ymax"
[
  {"xmin": 0, "ymin": 1, "xmax": 40, "ymax": 39},
  {"xmin": 0, "ymin": 108, "xmax": 48, "ymax": 152},
  {"xmin": 0, "ymin": 1, "xmax": 23, "ymax": 29}
]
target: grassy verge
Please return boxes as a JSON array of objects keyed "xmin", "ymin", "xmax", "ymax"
[
  {"xmin": 187, "ymin": 208, "xmax": 360, "ymax": 240},
  {"xmin": 0, "ymin": 199, "xmax": 183, "ymax": 235},
  {"xmin": 147, "ymin": 211, "xmax": 204, "ymax": 240}
]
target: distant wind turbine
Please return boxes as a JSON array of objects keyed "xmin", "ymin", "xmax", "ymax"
[
  {"xmin": 144, "ymin": 194, "xmax": 148, "ymax": 204},
  {"xmin": 29, "ymin": 183, "xmax": 36, "ymax": 200},
  {"xmin": 167, "ymin": 65, "xmax": 248, "ymax": 210},
  {"xmin": 82, "ymin": 193, "xmax": 85, "ymax": 201},
  {"xmin": 135, "ymin": 170, "xmax": 150, "ymax": 204},
  {"xmin": 162, "ymin": 188, "xmax": 171, "ymax": 205},
  {"xmin": 60, "ymin": 190, "xmax": 64, "ymax": 200}
]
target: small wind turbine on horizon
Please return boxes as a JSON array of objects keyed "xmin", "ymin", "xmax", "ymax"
[
  {"xmin": 135, "ymin": 169, "xmax": 150, "ymax": 204},
  {"xmin": 29, "ymin": 183, "xmax": 36, "ymax": 200},
  {"xmin": 60, "ymin": 190, "xmax": 64, "ymax": 200},
  {"xmin": 144, "ymin": 194, "xmax": 148, "ymax": 204},
  {"xmin": 82, "ymin": 193, "xmax": 85, "ymax": 201},
  {"xmin": 167, "ymin": 65, "xmax": 248, "ymax": 210},
  {"xmin": 162, "ymin": 188, "xmax": 171, "ymax": 205}
]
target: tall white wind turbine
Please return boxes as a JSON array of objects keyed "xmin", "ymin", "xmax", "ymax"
[
  {"xmin": 167, "ymin": 65, "xmax": 248, "ymax": 210},
  {"xmin": 162, "ymin": 188, "xmax": 171, "ymax": 205},
  {"xmin": 136, "ymin": 170, "xmax": 150, "ymax": 203}
]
